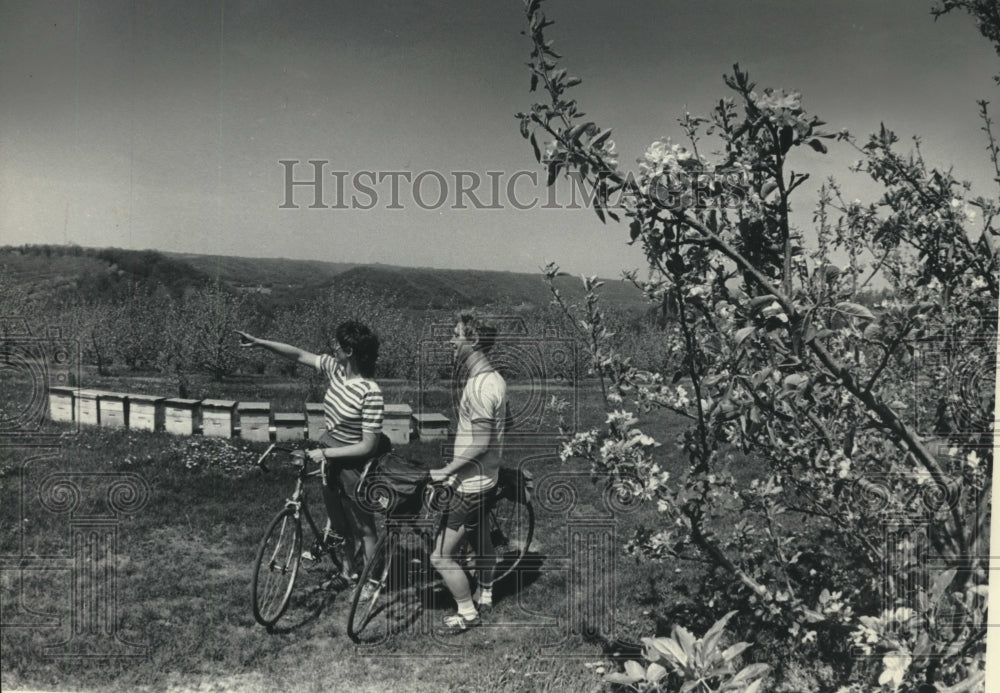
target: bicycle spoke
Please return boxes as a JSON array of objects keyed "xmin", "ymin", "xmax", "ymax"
[
  {"xmin": 252, "ymin": 510, "xmax": 302, "ymax": 627},
  {"xmin": 487, "ymin": 495, "xmax": 534, "ymax": 584}
]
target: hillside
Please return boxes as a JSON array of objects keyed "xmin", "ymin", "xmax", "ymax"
[
  {"xmin": 0, "ymin": 245, "xmax": 211, "ymax": 305},
  {"xmin": 326, "ymin": 264, "xmax": 647, "ymax": 311},
  {"xmin": 0, "ymin": 244, "xmax": 649, "ymax": 313},
  {"xmin": 164, "ymin": 252, "xmax": 355, "ymax": 290}
]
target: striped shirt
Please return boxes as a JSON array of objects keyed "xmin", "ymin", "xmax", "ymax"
[{"xmin": 315, "ymin": 354, "xmax": 383, "ymax": 444}]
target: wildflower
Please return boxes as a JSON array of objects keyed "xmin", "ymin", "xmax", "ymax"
[
  {"xmin": 837, "ymin": 456, "xmax": 851, "ymax": 479},
  {"xmin": 605, "ymin": 409, "xmax": 638, "ymax": 429},
  {"xmin": 559, "ymin": 442, "xmax": 575, "ymax": 462},
  {"xmin": 966, "ymin": 451, "xmax": 980, "ymax": 470}
]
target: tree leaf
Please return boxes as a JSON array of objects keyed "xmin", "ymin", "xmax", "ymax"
[
  {"xmin": 734, "ymin": 326, "xmax": 756, "ymax": 347},
  {"xmin": 530, "ymin": 132, "xmax": 541, "ymax": 162},
  {"xmin": 834, "ymin": 301, "xmax": 876, "ymax": 322},
  {"xmin": 646, "ymin": 662, "xmax": 668, "ymax": 682},
  {"xmin": 629, "ymin": 220, "xmax": 642, "ymax": 242},
  {"xmin": 593, "ymin": 128, "xmax": 613, "ymax": 147},
  {"xmin": 782, "ymin": 373, "xmax": 808, "ymax": 391},
  {"xmin": 748, "ymin": 294, "xmax": 778, "ymax": 314},
  {"xmin": 644, "ymin": 636, "xmax": 688, "ymax": 667},
  {"xmin": 729, "ymin": 663, "xmax": 770, "ymax": 684},
  {"xmin": 603, "ymin": 672, "xmax": 642, "ymax": 685},
  {"xmin": 779, "ymin": 126, "xmax": 794, "ymax": 153},
  {"xmin": 546, "ymin": 160, "xmax": 559, "ymax": 186},
  {"xmin": 862, "ymin": 322, "xmax": 882, "ymax": 340},
  {"xmin": 807, "ymin": 138, "xmax": 828, "ymax": 153},
  {"xmin": 702, "ymin": 611, "xmax": 738, "ymax": 658},
  {"xmin": 720, "ymin": 641, "xmax": 751, "ymax": 663},
  {"xmin": 673, "ymin": 625, "xmax": 697, "ymax": 657},
  {"xmin": 624, "ymin": 660, "xmax": 645, "ymax": 680}
]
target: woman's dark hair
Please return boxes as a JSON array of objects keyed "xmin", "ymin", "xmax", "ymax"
[{"xmin": 336, "ymin": 320, "xmax": 379, "ymax": 378}]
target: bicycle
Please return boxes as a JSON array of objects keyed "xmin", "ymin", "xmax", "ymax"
[
  {"xmin": 346, "ymin": 459, "xmax": 535, "ymax": 643},
  {"xmin": 251, "ymin": 443, "xmax": 350, "ymax": 629}
]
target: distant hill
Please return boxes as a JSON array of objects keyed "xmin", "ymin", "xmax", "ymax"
[
  {"xmin": 0, "ymin": 244, "xmax": 649, "ymax": 313},
  {"xmin": 164, "ymin": 252, "xmax": 355, "ymax": 290},
  {"xmin": 0, "ymin": 245, "xmax": 211, "ymax": 305},
  {"xmin": 326, "ymin": 264, "xmax": 646, "ymax": 311}
]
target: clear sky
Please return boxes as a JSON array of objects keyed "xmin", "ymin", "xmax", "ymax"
[{"xmin": 1, "ymin": 0, "xmax": 996, "ymax": 277}]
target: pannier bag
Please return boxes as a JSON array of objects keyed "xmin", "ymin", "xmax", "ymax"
[
  {"xmin": 358, "ymin": 452, "xmax": 428, "ymax": 515},
  {"xmin": 495, "ymin": 466, "xmax": 533, "ymax": 504}
]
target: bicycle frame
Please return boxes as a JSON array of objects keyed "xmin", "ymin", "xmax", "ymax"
[{"xmin": 256, "ymin": 443, "xmax": 331, "ymax": 552}]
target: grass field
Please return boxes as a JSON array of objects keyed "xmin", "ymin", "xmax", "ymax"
[{"xmin": 0, "ymin": 371, "xmax": 695, "ymax": 692}]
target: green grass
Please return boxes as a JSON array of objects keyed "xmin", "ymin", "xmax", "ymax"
[{"xmin": 0, "ymin": 374, "xmax": 699, "ymax": 692}]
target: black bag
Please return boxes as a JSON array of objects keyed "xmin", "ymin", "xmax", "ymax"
[
  {"xmin": 495, "ymin": 466, "xmax": 533, "ymax": 503},
  {"xmin": 359, "ymin": 452, "xmax": 427, "ymax": 514}
]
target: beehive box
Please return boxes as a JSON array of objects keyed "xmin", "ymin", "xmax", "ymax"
[
  {"xmin": 305, "ymin": 403, "xmax": 326, "ymax": 440},
  {"xmin": 164, "ymin": 399, "xmax": 201, "ymax": 436},
  {"xmin": 98, "ymin": 392, "xmax": 129, "ymax": 429},
  {"xmin": 129, "ymin": 395, "xmax": 165, "ymax": 432},
  {"xmin": 75, "ymin": 390, "xmax": 102, "ymax": 427},
  {"xmin": 48, "ymin": 386, "xmax": 76, "ymax": 423},
  {"xmin": 201, "ymin": 399, "xmax": 237, "ymax": 438},
  {"xmin": 274, "ymin": 412, "xmax": 306, "ymax": 441},
  {"xmin": 383, "ymin": 404, "xmax": 413, "ymax": 445},
  {"xmin": 413, "ymin": 412, "xmax": 449, "ymax": 441},
  {"xmin": 238, "ymin": 402, "xmax": 271, "ymax": 442}
]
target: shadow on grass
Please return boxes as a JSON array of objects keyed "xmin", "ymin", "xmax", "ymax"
[
  {"xmin": 262, "ymin": 571, "xmax": 348, "ymax": 635},
  {"xmin": 347, "ymin": 548, "xmax": 551, "ymax": 645},
  {"xmin": 492, "ymin": 549, "xmax": 546, "ymax": 606}
]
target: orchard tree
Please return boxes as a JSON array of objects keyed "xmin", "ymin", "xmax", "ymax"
[
  {"xmin": 112, "ymin": 285, "xmax": 170, "ymax": 371},
  {"xmin": 518, "ymin": 1, "xmax": 997, "ymax": 691},
  {"xmin": 160, "ymin": 284, "xmax": 256, "ymax": 392}
]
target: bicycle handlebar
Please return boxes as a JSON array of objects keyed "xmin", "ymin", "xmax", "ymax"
[{"xmin": 254, "ymin": 443, "xmax": 316, "ymax": 473}]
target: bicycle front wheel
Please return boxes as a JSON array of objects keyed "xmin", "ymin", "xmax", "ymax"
[
  {"xmin": 252, "ymin": 508, "xmax": 303, "ymax": 628},
  {"xmin": 347, "ymin": 534, "xmax": 396, "ymax": 644},
  {"xmin": 488, "ymin": 494, "xmax": 534, "ymax": 584}
]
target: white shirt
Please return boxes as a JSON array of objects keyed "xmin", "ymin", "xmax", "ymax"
[{"xmin": 453, "ymin": 370, "xmax": 506, "ymax": 494}]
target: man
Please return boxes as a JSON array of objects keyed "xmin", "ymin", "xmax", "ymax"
[{"xmin": 429, "ymin": 312, "xmax": 507, "ymax": 635}]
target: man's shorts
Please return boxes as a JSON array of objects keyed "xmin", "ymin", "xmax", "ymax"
[{"xmin": 443, "ymin": 487, "xmax": 493, "ymax": 531}]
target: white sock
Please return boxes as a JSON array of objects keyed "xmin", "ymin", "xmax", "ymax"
[
  {"xmin": 476, "ymin": 585, "xmax": 493, "ymax": 605},
  {"xmin": 456, "ymin": 598, "xmax": 478, "ymax": 620}
]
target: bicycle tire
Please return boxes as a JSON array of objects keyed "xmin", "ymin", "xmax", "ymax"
[
  {"xmin": 252, "ymin": 508, "xmax": 303, "ymax": 628},
  {"xmin": 487, "ymin": 494, "xmax": 534, "ymax": 584},
  {"xmin": 346, "ymin": 533, "xmax": 394, "ymax": 643}
]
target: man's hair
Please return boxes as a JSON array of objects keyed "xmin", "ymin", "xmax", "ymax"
[
  {"xmin": 335, "ymin": 320, "xmax": 379, "ymax": 377},
  {"xmin": 457, "ymin": 311, "xmax": 499, "ymax": 354}
]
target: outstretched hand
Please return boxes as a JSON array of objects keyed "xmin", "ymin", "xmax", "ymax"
[{"xmin": 235, "ymin": 330, "xmax": 257, "ymax": 348}]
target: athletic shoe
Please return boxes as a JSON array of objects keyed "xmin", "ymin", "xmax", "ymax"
[{"xmin": 437, "ymin": 613, "xmax": 481, "ymax": 636}]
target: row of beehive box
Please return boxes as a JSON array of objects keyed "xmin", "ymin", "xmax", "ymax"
[{"xmin": 47, "ymin": 387, "xmax": 450, "ymax": 444}]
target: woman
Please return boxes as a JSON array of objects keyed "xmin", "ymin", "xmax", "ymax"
[{"xmin": 236, "ymin": 321, "xmax": 385, "ymax": 590}]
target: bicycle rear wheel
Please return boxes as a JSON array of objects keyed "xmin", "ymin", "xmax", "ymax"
[
  {"xmin": 487, "ymin": 494, "xmax": 534, "ymax": 584},
  {"xmin": 347, "ymin": 534, "xmax": 395, "ymax": 644},
  {"xmin": 252, "ymin": 508, "xmax": 303, "ymax": 628}
]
